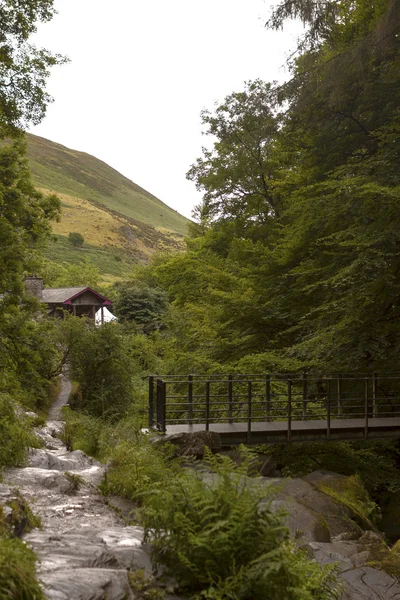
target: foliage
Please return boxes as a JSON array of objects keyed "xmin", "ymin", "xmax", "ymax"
[
  {"xmin": 128, "ymin": 569, "xmax": 165, "ymax": 600},
  {"xmin": 115, "ymin": 283, "xmax": 168, "ymax": 332},
  {"xmin": 0, "ymin": 0, "xmax": 66, "ymax": 136},
  {"xmin": 145, "ymin": 0, "xmax": 400, "ymax": 375},
  {"xmin": 141, "ymin": 448, "xmax": 339, "ymax": 599},
  {"xmin": 63, "ymin": 407, "xmax": 177, "ymax": 501},
  {"xmin": 68, "ymin": 322, "xmax": 136, "ymax": 421},
  {"xmin": 0, "ymin": 138, "xmax": 60, "ymax": 301},
  {"xmin": 263, "ymin": 440, "xmax": 400, "ymax": 496},
  {"xmin": 68, "ymin": 231, "xmax": 84, "ymax": 247},
  {"xmin": 0, "ymin": 492, "xmax": 42, "ymax": 538},
  {"xmin": 187, "ymin": 80, "xmax": 282, "ymax": 234},
  {"xmin": 0, "ymin": 537, "xmax": 45, "ymax": 600},
  {"xmin": 0, "ymin": 394, "xmax": 41, "ymax": 469},
  {"xmin": 42, "ymin": 257, "xmax": 100, "ymax": 288}
]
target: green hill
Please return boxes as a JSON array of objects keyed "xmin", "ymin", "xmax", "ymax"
[
  {"xmin": 26, "ymin": 134, "xmax": 190, "ymax": 237},
  {"xmin": 24, "ymin": 134, "xmax": 191, "ymax": 282}
]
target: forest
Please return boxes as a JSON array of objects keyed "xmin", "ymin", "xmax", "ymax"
[{"xmin": 1, "ymin": 1, "xmax": 400, "ymax": 599}]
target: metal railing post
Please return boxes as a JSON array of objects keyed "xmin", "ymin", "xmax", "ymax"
[
  {"xmin": 373, "ymin": 372, "xmax": 377, "ymax": 418},
  {"xmin": 228, "ymin": 375, "xmax": 233, "ymax": 423},
  {"xmin": 287, "ymin": 379, "xmax": 292, "ymax": 442},
  {"xmin": 337, "ymin": 373, "xmax": 343, "ymax": 417},
  {"xmin": 247, "ymin": 380, "xmax": 252, "ymax": 444},
  {"xmin": 188, "ymin": 375, "xmax": 193, "ymax": 426},
  {"xmin": 205, "ymin": 381, "xmax": 210, "ymax": 432},
  {"xmin": 266, "ymin": 374, "xmax": 271, "ymax": 422},
  {"xmin": 302, "ymin": 373, "xmax": 307, "ymax": 419},
  {"xmin": 327, "ymin": 378, "xmax": 331, "ymax": 440},
  {"xmin": 365, "ymin": 378, "xmax": 369, "ymax": 440},
  {"xmin": 148, "ymin": 376, "xmax": 154, "ymax": 428},
  {"xmin": 156, "ymin": 378, "xmax": 166, "ymax": 432}
]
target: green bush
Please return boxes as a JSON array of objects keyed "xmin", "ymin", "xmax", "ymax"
[
  {"xmin": 0, "ymin": 394, "xmax": 40, "ymax": 469},
  {"xmin": 68, "ymin": 323, "xmax": 136, "ymax": 421},
  {"xmin": 141, "ymin": 449, "xmax": 339, "ymax": 599},
  {"xmin": 68, "ymin": 231, "xmax": 84, "ymax": 247},
  {"xmin": 0, "ymin": 537, "xmax": 45, "ymax": 600}
]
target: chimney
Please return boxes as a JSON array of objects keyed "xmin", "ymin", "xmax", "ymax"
[{"xmin": 24, "ymin": 275, "xmax": 44, "ymax": 300}]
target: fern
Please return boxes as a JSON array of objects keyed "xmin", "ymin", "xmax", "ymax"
[{"xmin": 141, "ymin": 448, "xmax": 339, "ymax": 599}]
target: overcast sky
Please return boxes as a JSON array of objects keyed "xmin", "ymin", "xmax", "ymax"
[{"xmin": 30, "ymin": 0, "xmax": 301, "ymax": 219}]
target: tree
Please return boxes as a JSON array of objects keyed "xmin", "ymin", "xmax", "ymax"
[
  {"xmin": 115, "ymin": 284, "xmax": 168, "ymax": 333},
  {"xmin": 0, "ymin": 138, "xmax": 60, "ymax": 301},
  {"xmin": 187, "ymin": 80, "xmax": 283, "ymax": 245},
  {"xmin": 68, "ymin": 232, "xmax": 85, "ymax": 247},
  {"xmin": 0, "ymin": 0, "xmax": 66, "ymax": 136}
]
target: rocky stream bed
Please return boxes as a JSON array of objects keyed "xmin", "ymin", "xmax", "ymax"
[{"xmin": 2, "ymin": 375, "xmax": 400, "ymax": 599}]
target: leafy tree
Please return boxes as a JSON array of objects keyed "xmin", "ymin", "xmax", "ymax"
[
  {"xmin": 187, "ymin": 80, "xmax": 282, "ymax": 245},
  {"xmin": 42, "ymin": 258, "xmax": 100, "ymax": 289},
  {"xmin": 0, "ymin": 138, "xmax": 60, "ymax": 302},
  {"xmin": 68, "ymin": 322, "xmax": 136, "ymax": 421},
  {"xmin": 115, "ymin": 283, "xmax": 168, "ymax": 332},
  {"xmin": 0, "ymin": 0, "xmax": 66, "ymax": 136},
  {"xmin": 68, "ymin": 232, "xmax": 84, "ymax": 247}
]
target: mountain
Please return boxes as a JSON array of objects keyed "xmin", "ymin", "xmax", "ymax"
[{"xmin": 25, "ymin": 134, "xmax": 191, "ymax": 281}]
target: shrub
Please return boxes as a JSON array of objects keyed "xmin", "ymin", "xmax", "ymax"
[
  {"xmin": 141, "ymin": 449, "xmax": 339, "ymax": 599},
  {"xmin": 0, "ymin": 537, "xmax": 45, "ymax": 599},
  {"xmin": 68, "ymin": 323, "xmax": 135, "ymax": 421},
  {"xmin": 68, "ymin": 232, "xmax": 84, "ymax": 247},
  {"xmin": 0, "ymin": 394, "xmax": 40, "ymax": 469}
]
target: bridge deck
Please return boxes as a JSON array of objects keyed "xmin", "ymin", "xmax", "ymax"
[{"xmin": 165, "ymin": 417, "xmax": 400, "ymax": 444}]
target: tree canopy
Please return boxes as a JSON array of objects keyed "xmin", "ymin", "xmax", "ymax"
[{"xmin": 146, "ymin": 0, "xmax": 400, "ymax": 375}]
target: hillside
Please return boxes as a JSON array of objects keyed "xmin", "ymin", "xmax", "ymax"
[{"xmin": 25, "ymin": 134, "xmax": 191, "ymax": 281}]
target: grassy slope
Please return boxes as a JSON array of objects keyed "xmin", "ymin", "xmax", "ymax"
[
  {"xmin": 25, "ymin": 134, "xmax": 190, "ymax": 282},
  {"xmin": 26, "ymin": 133, "xmax": 190, "ymax": 237}
]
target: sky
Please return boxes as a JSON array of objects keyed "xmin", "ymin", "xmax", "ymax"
[{"xmin": 30, "ymin": 0, "xmax": 301, "ymax": 219}]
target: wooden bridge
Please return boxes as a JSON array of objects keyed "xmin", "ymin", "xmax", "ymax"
[{"xmin": 148, "ymin": 373, "xmax": 400, "ymax": 445}]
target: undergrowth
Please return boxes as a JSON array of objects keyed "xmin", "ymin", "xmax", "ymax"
[
  {"xmin": 0, "ymin": 394, "xmax": 42, "ymax": 469},
  {"xmin": 0, "ymin": 537, "xmax": 45, "ymax": 600},
  {"xmin": 140, "ymin": 448, "xmax": 340, "ymax": 600}
]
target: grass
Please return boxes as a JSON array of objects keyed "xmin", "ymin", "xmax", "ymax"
[
  {"xmin": 27, "ymin": 133, "xmax": 190, "ymax": 237},
  {"xmin": 0, "ymin": 538, "xmax": 45, "ymax": 600},
  {"xmin": 43, "ymin": 235, "xmax": 135, "ymax": 281}
]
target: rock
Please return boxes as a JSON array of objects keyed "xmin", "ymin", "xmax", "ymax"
[
  {"xmin": 341, "ymin": 567, "xmax": 400, "ymax": 600},
  {"xmin": 41, "ymin": 568, "xmax": 135, "ymax": 600},
  {"xmin": 265, "ymin": 476, "xmax": 362, "ymax": 543},
  {"xmin": 6, "ymin": 467, "xmax": 75, "ymax": 494},
  {"xmin": 157, "ymin": 431, "xmax": 221, "ymax": 457},
  {"xmin": 29, "ymin": 448, "xmax": 98, "ymax": 471}
]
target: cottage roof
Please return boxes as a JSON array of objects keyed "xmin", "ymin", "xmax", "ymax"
[{"xmin": 42, "ymin": 287, "xmax": 112, "ymax": 305}]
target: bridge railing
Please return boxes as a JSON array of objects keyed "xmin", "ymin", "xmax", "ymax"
[{"xmin": 148, "ymin": 373, "xmax": 400, "ymax": 437}]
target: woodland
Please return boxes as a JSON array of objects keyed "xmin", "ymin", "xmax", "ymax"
[{"xmin": 1, "ymin": 1, "xmax": 400, "ymax": 599}]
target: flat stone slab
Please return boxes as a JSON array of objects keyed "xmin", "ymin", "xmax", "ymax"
[{"xmin": 42, "ymin": 567, "xmax": 135, "ymax": 600}]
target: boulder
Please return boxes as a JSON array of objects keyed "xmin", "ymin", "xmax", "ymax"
[
  {"xmin": 41, "ymin": 567, "xmax": 135, "ymax": 600},
  {"xmin": 28, "ymin": 448, "xmax": 98, "ymax": 471},
  {"xmin": 156, "ymin": 431, "xmax": 221, "ymax": 457}
]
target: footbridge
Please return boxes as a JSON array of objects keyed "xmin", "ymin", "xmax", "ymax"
[{"xmin": 148, "ymin": 373, "xmax": 400, "ymax": 445}]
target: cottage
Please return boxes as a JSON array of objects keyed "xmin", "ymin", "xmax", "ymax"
[{"xmin": 24, "ymin": 276, "xmax": 113, "ymax": 323}]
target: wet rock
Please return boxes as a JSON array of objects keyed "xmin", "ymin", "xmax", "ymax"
[
  {"xmin": 6, "ymin": 467, "xmax": 74, "ymax": 494},
  {"xmin": 41, "ymin": 568, "xmax": 135, "ymax": 600},
  {"xmin": 29, "ymin": 448, "xmax": 99, "ymax": 471},
  {"xmin": 157, "ymin": 431, "xmax": 221, "ymax": 457}
]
